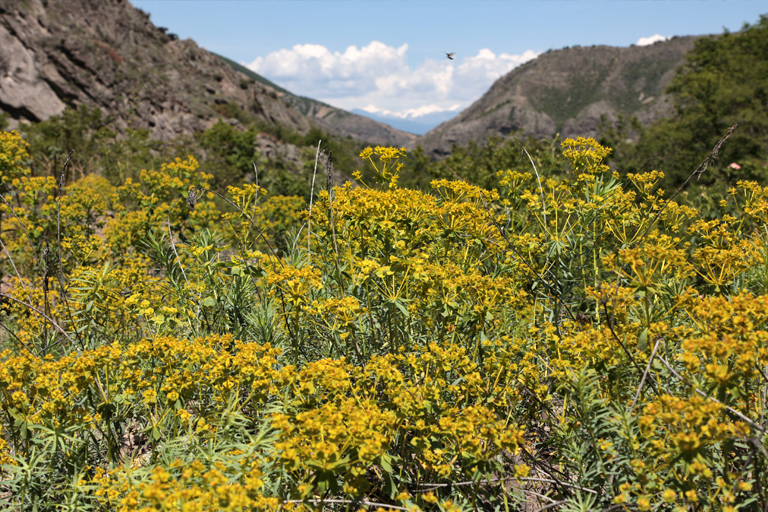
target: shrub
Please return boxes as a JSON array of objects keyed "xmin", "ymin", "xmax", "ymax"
[{"xmin": 0, "ymin": 136, "xmax": 766, "ymax": 510}]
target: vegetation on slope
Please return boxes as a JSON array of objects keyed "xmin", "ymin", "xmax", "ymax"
[
  {"xmin": 601, "ymin": 15, "xmax": 768, "ymax": 194},
  {"xmin": 0, "ymin": 104, "xmax": 371, "ymax": 201},
  {"xmin": 416, "ymin": 36, "xmax": 697, "ymax": 158}
]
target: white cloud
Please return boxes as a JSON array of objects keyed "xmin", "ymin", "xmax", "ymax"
[
  {"xmin": 362, "ymin": 104, "xmax": 463, "ymax": 119},
  {"xmin": 636, "ymin": 34, "xmax": 670, "ymax": 46},
  {"xmin": 452, "ymin": 49, "xmax": 539, "ymax": 100},
  {"xmin": 246, "ymin": 43, "xmax": 538, "ymax": 119},
  {"xmin": 248, "ymin": 41, "xmax": 408, "ymax": 98}
]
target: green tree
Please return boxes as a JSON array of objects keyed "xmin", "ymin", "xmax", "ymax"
[
  {"xmin": 401, "ymin": 135, "xmax": 569, "ymax": 192},
  {"xmin": 22, "ymin": 105, "xmax": 117, "ymax": 181},
  {"xmin": 19, "ymin": 105, "xmax": 174, "ymax": 186},
  {"xmin": 614, "ymin": 15, "xmax": 768, "ymax": 191},
  {"xmin": 197, "ymin": 120, "xmax": 259, "ymax": 190}
]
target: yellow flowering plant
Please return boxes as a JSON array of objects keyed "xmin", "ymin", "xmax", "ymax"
[{"xmin": 1, "ymin": 133, "xmax": 767, "ymax": 511}]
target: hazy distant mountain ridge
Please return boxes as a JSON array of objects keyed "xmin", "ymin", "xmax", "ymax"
[
  {"xmin": 350, "ymin": 109, "xmax": 460, "ymax": 136},
  {"xmin": 415, "ymin": 36, "xmax": 700, "ymax": 157}
]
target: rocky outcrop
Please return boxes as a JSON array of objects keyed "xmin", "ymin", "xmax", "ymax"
[
  {"xmin": 0, "ymin": 0, "xmax": 303, "ymax": 137},
  {"xmin": 255, "ymin": 132, "xmax": 302, "ymax": 169},
  {"xmin": 415, "ymin": 36, "xmax": 699, "ymax": 158},
  {"xmin": 0, "ymin": 0, "xmax": 415, "ymax": 148},
  {"xmin": 0, "ymin": 18, "xmax": 66, "ymax": 121},
  {"xmin": 311, "ymin": 108, "xmax": 417, "ymax": 148}
]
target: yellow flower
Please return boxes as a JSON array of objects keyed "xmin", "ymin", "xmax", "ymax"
[
  {"xmin": 737, "ymin": 481, "xmax": 753, "ymax": 491},
  {"xmin": 422, "ymin": 492, "xmax": 438, "ymax": 504}
]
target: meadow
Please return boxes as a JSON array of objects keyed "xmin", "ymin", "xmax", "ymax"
[{"xmin": 1, "ymin": 127, "xmax": 767, "ymax": 511}]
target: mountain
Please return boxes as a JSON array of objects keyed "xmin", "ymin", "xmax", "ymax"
[
  {"xmin": 0, "ymin": 0, "xmax": 415, "ymax": 147},
  {"xmin": 350, "ymin": 109, "xmax": 461, "ymax": 136},
  {"xmin": 216, "ymin": 55, "xmax": 417, "ymax": 147},
  {"xmin": 414, "ymin": 36, "xmax": 700, "ymax": 157}
]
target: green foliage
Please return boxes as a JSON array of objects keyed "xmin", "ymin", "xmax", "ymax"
[
  {"xmin": 615, "ymin": 56, "xmax": 679, "ymax": 112},
  {"xmin": 2, "ymin": 133, "xmax": 768, "ymax": 511},
  {"xmin": 607, "ymin": 15, "xmax": 768, "ymax": 192},
  {"xmin": 301, "ymin": 127, "xmax": 370, "ymax": 191},
  {"xmin": 23, "ymin": 105, "xmax": 119, "ymax": 178},
  {"xmin": 530, "ymin": 66, "xmax": 610, "ymax": 131},
  {"xmin": 14, "ymin": 105, "xmax": 372, "ymax": 203},
  {"xmin": 400, "ymin": 135, "xmax": 568, "ymax": 191},
  {"xmin": 197, "ymin": 120, "xmax": 259, "ymax": 189},
  {"xmin": 19, "ymin": 104, "xmax": 173, "ymax": 186},
  {"xmin": 213, "ymin": 101, "xmax": 254, "ymax": 126}
]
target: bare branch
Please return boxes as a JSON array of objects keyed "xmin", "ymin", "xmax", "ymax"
[
  {"xmin": 533, "ymin": 500, "xmax": 568, "ymax": 512},
  {"xmin": 0, "ymin": 292, "xmax": 74, "ymax": 345},
  {"xmin": 308, "ymin": 140, "xmax": 321, "ymax": 265},
  {"xmin": 281, "ymin": 499, "xmax": 408, "ymax": 511},
  {"xmin": 631, "ymin": 338, "xmax": 662, "ymax": 411},
  {"xmin": 635, "ymin": 123, "xmax": 738, "ymax": 248},
  {"xmin": 167, "ymin": 198, "xmax": 190, "ymax": 288},
  {"xmin": 411, "ymin": 476, "xmax": 597, "ymax": 494},
  {"xmin": 0, "ymin": 236, "xmax": 32, "ymax": 305},
  {"xmin": 657, "ymin": 354, "xmax": 765, "ymax": 433}
]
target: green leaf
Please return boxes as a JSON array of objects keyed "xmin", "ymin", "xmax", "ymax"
[
  {"xmin": 638, "ymin": 328, "xmax": 648, "ymax": 351},
  {"xmin": 245, "ymin": 265, "xmax": 266, "ymax": 278},
  {"xmin": 313, "ymin": 470, "xmax": 339, "ymax": 494},
  {"xmin": 393, "ymin": 299, "xmax": 410, "ymax": 318},
  {"xmin": 382, "ymin": 470, "xmax": 397, "ymax": 498},
  {"xmin": 97, "ymin": 403, "xmax": 116, "ymax": 421},
  {"xmin": 380, "ymin": 453, "xmax": 394, "ymax": 474}
]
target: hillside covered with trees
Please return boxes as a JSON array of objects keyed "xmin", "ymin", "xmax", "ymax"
[{"xmin": 601, "ymin": 15, "xmax": 768, "ymax": 194}]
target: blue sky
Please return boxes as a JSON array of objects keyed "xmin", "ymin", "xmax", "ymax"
[{"xmin": 132, "ymin": 1, "xmax": 768, "ymax": 129}]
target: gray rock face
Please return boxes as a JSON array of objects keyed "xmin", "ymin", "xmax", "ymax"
[
  {"xmin": 255, "ymin": 132, "xmax": 302, "ymax": 169},
  {"xmin": 414, "ymin": 37, "xmax": 699, "ymax": 158},
  {"xmin": 0, "ymin": 20, "xmax": 66, "ymax": 121},
  {"xmin": 0, "ymin": 0, "xmax": 415, "ymax": 148}
]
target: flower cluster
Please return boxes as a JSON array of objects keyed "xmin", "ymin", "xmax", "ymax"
[{"xmin": 2, "ymin": 134, "xmax": 768, "ymax": 510}]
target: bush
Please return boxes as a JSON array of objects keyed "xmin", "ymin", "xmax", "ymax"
[{"xmin": 1, "ymin": 136, "xmax": 767, "ymax": 510}]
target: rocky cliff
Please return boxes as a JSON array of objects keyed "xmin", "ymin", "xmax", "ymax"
[
  {"xmin": 0, "ymin": 0, "xmax": 416, "ymax": 147},
  {"xmin": 218, "ymin": 54, "xmax": 417, "ymax": 147},
  {"xmin": 415, "ymin": 36, "xmax": 699, "ymax": 157}
]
